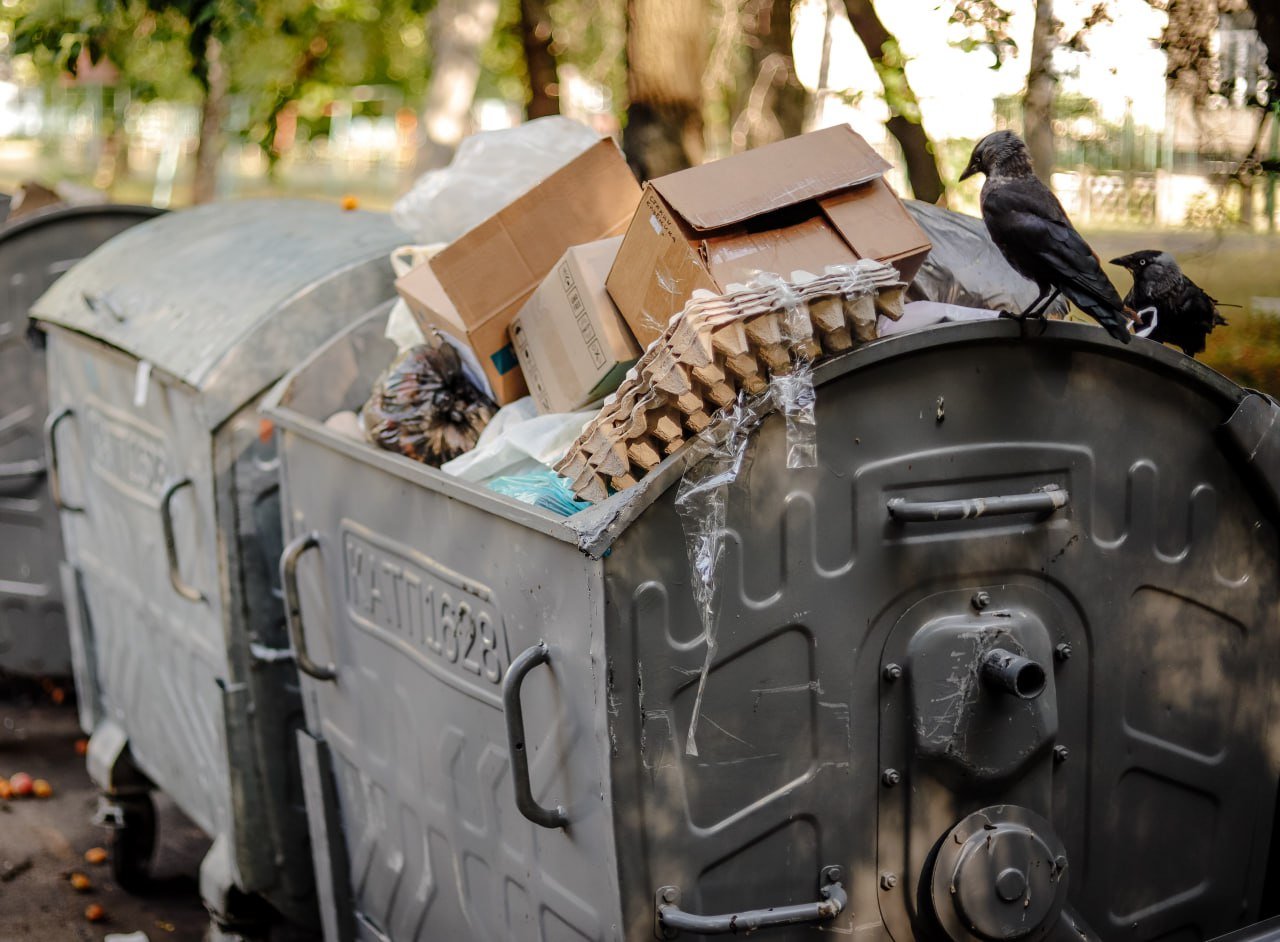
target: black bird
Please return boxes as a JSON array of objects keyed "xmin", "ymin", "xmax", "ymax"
[
  {"xmin": 959, "ymin": 130, "xmax": 1132, "ymax": 343},
  {"xmin": 1110, "ymin": 250, "xmax": 1228, "ymax": 358}
]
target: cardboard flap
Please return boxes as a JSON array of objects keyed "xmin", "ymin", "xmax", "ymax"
[
  {"xmin": 702, "ymin": 216, "xmax": 855, "ymax": 286},
  {"xmin": 649, "ymin": 125, "xmax": 891, "ymax": 231},
  {"xmin": 820, "ymin": 178, "xmax": 932, "ymax": 263}
]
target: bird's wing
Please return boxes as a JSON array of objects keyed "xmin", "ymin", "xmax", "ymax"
[
  {"xmin": 983, "ymin": 181, "xmax": 1126, "ymax": 312},
  {"xmin": 1178, "ymin": 280, "xmax": 1227, "ymax": 329}
]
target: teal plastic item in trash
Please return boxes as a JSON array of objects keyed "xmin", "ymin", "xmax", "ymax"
[{"xmin": 486, "ymin": 470, "xmax": 591, "ymax": 517}]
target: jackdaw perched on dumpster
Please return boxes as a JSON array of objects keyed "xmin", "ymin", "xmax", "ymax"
[
  {"xmin": 1110, "ymin": 250, "xmax": 1228, "ymax": 358},
  {"xmin": 959, "ymin": 130, "xmax": 1132, "ymax": 344}
]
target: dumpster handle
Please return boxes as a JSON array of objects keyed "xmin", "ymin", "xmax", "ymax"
[
  {"xmin": 887, "ymin": 486, "xmax": 1069, "ymax": 522},
  {"xmin": 280, "ymin": 532, "xmax": 338, "ymax": 682},
  {"xmin": 655, "ymin": 867, "xmax": 846, "ymax": 937},
  {"xmin": 0, "ymin": 457, "xmax": 45, "ymax": 484},
  {"xmin": 502, "ymin": 641, "xmax": 568, "ymax": 829},
  {"xmin": 160, "ymin": 477, "xmax": 206, "ymax": 603},
  {"xmin": 43, "ymin": 407, "xmax": 84, "ymax": 513}
]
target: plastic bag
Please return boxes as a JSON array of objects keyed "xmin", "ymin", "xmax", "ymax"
[
  {"xmin": 441, "ymin": 397, "xmax": 593, "ymax": 481},
  {"xmin": 391, "ymin": 116, "xmax": 601, "ymax": 244},
  {"xmin": 487, "ymin": 470, "xmax": 590, "ymax": 517},
  {"xmin": 360, "ymin": 343, "xmax": 497, "ymax": 467},
  {"xmin": 904, "ymin": 200, "xmax": 1070, "ymax": 317}
]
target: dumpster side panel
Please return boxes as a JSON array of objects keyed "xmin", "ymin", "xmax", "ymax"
[
  {"xmin": 213, "ymin": 408, "xmax": 316, "ymax": 924},
  {"xmin": 605, "ymin": 335, "xmax": 1280, "ymax": 941},
  {"xmin": 0, "ymin": 206, "xmax": 159, "ymax": 676},
  {"xmin": 279, "ymin": 428, "xmax": 621, "ymax": 941},
  {"xmin": 48, "ymin": 329, "xmax": 231, "ymax": 839}
]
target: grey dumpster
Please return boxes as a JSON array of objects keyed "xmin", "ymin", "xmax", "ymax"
[
  {"xmin": 266, "ymin": 311, "xmax": 1280, "ymax": 942},
  {"xmin": 0, "ymin": 204, "xmax": 160, "ymax": 679},
  {"xmin": 33, "ymin": 200, "xmax": 403, "ymax": 932}
]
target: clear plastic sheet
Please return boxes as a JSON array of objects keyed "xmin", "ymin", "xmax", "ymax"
[
  {"xmin": 391, "ymin": 116, "xmax": 601, "ymax": 244},
  {"xmin": 360, "ymin": 342, "xmax": 498, "ymax": 467},
  {"xmin": 674, "ymin": 392, "xmax": 771, "ymax": 756},
  {"xmin": 904, "ymin": 199, "xmax": 1070, "ymax": 317}
]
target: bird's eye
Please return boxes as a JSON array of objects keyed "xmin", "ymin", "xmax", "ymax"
[{"xmin": 1139, "ymin": 259, "xmax": 1147, "ymax": 266}]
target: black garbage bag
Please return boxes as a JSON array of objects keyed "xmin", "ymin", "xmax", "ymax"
[
  {"xmin": 905, "ymin": 200, "xmax": 1070, "ymax": 317},
  {"xmin": 361, "ymin": 342, "xmax": 498, "ymax": 467}
]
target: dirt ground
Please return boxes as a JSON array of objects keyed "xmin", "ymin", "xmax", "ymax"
[{"xmin": 0, "ymin": 688, "xmax": 212, "ymax": 942}]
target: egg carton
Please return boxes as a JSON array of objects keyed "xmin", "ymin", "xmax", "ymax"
[{"xmin": 556, "ymin": 261, "xmax": 905, "ymax": 503}]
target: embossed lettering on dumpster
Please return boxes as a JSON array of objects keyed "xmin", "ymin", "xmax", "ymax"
[
  {"xmin": 341, "ymin": 521, "xmax": 509, "ymax": 704},
  {"xmin": 83, "ymin": 399, "xmax": 169, "ymax": 502}
]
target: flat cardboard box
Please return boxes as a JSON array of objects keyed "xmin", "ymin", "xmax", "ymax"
[
  {"xmin": 605, "ymin": 124, "xmax": 932, "ymax": 346},
  {"xmin": 510, "ymin": 237, "xmax": 639, "ymax": 414},
  {"xmin": 397, "ymin": 137, "xmax": 642, "ymax": 403}
]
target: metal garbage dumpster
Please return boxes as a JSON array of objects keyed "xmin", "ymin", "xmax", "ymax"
[
  {"xmin": 0, "ymin": 204, "xmax": 160, "ymax": 679},
  {"xmin": 267, "ymin": 309, "xmax": 1280, "ymax": 942},
  {"xmin": 32, "ymin": 199, "xmax": 403, "ymax": 932}
]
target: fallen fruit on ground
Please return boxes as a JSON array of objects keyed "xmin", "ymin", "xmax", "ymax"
[
  {"xmin": 84, "ymin": 847, "xmax": 108, "ymax": 865},
  {"xmin": 69, "ymin": 872, "xmax": 91, "ymax": 891},
  {"xmin": 84, "ymin": 903, "xmax": 105, "ymax": 922},
  {"xmin": 0, "ymin": 780, "xmax": 12, "ymax": 800},
  {"xmin": 9, "ymin": 773, "xmax": 33, "ymax": 797},
  {"xmin": 32, "ymin": 779, "xmax": 52, "ymax": 798}
]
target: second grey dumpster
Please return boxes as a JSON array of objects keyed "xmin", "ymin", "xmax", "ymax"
[
  {"xmin": 0, "ymin": 203, "xmax": 160, "ymax": 679},
  {"xmin": 266, "ymin": 312, "xmax": 1280, "ymax": 941},
  {"xmin": 33, "ymin": 199, "xmax": 403, "ymax": 932}
]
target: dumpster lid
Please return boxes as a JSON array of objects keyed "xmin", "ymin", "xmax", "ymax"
[{"xmin": 32, "ymin": 199, "xmax": 403, "ymax": 426}]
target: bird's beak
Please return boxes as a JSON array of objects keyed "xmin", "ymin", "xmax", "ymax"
[
  {"xmin": 1108, "ymin": 257, "xmax": 1130, "ymax": 269},
  {"xmin": 959, "ymin": 161, "xmax": 978, "ymax": 182}
]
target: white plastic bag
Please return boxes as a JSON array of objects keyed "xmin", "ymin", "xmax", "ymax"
[
  {"xmin": 391, "ymin": 116, "xmax": 602, "ymax": 244},
  {"xmin": 441, "ymin": 397, "xmax": 594, "ymax": 482}
]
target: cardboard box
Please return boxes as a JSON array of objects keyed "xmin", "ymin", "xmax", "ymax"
[
  {"xmin": 605, "ymin": 124, "xmax": 932, "ymax": 346},
  {"xmin": 397, "ymin": 137, "xmax": 642, "ymax": 404},
  {"xmin": 510, "ymin": 237, "xmax": 639, "ymax": 414}
]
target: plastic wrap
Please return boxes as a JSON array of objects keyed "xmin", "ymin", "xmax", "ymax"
[
  {"xmin": 360, "ymin": 342, "xmax": 497, "ymax": 466},
  {"xmin": 751, "ymin": 272, "xmax": 818, "ymax": 469},
  {"xmin": 486, "ymin": 470, "xmax": 591, "ymax": 516},
  {"xmin": 391, "ymin": 116, "xmax": 602, "ymax": 244},
  {"xmin": 440, "ymin": 397, "xmax": 593, "ymax": 481},
  {"xmin": 673, "ymin": 392, "xmax": 772, "ymax": 756},
  {"xmin": 904, "ymin": 200, "xmax": 1070, "ymax": 317}
]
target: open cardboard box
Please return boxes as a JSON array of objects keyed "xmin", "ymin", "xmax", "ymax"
[
  {"xmin": 605, "ymin": 124, "xmax": 932, "ymax": 346},
  {"xmin": 396, "ymin": 138, "xmax": 642, "ymax": 403}
]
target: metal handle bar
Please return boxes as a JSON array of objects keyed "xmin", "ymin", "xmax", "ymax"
[
  {"xmin": 656, "ymin": 867, "xmax": 846, "ymax": 937},
  {"xmin": 43, "ymin": 407, "xmax": 83, "ymax": 512},
  {"xmin": 0, "ymin": 457, "xmax": 45, "ymax": 484},
  {"xmin": 501, "ymin": 642, "xmax": 568, "ymax": 829},
  {"xmin": 160, "ymin": 477, "xmax": 206, "ymax": 603},
  {"xmin": 280, "ymin": 532, "xmax": 338, "ymax": 682},
  {"xmin": 887, "ymin": 486, "xmax": 1069, "ymax": 522}
]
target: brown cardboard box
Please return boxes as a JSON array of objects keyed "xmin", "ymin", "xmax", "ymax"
[
  {"xmin": 396, "ymin": 137, "xmax": 642, "ymax": 403},
  {"xmin": 605, "ymin": 124, "xmax": 932, "ymax": 346},
  {"xmin": 510, "ymin": 237, "xmax": 639, "ymax": 414}
]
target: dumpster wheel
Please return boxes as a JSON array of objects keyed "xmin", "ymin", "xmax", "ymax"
[{"xmin": 106, "ymin": 792, "xmax": 156, "ymax": 893}]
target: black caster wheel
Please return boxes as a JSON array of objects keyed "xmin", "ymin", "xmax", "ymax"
[{"xmin": 105, "ymin": 792, "xmax": 157, "ymax": 893}]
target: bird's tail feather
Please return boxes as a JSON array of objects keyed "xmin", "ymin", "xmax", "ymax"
[{"xmin": 1083, "ymin": 303, "xmax": 1133, "ymax": 343}]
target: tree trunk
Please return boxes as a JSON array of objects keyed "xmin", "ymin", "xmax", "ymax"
[
  {"xmin": 414, "ymin": 0, "xmax": 501, "ymax": 174},
  {"xmin": 520, "ymin": 0, "xmax": 560, "ymax": 118},
  {"xmin": 1246, "ymin": 0, "xmax": 1280, "ymax": 79},
  {"xmin": 623, "ymin": 0, "xmax": 708, "ymax": 181},
  {"xmin": 841, "ymin": 0, "xmax": 946, "ymax": 204},
  {"xmin": 1024, "ymin": 0, "xmax": 1057, "ymax": 183},
  {"xmin": 191, "ymin": 35, "xmax": 226, "ymax": 205},
  {"xmin": 734, "ymin": 0, "xmax": 806, "ymax": 149}
]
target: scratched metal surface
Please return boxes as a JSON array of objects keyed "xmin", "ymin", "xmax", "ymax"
[
  {"xmin": 0, "ymin": 204, "xmax": 159, "ymax": 677},
  {"xmin": 37, "ymin": 201, "xmax": 401, "ymax": 929},
  {"xmin": 270, "ymin": 312, "xmax": 1280, "ymax": 941},
  {"xmin": 604, "ymin": 326, "xmax": 1280, "ymax": 941},
  {"xmin": 32, "ymin": 199, "xmax": 404, "ymax": 429}
]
